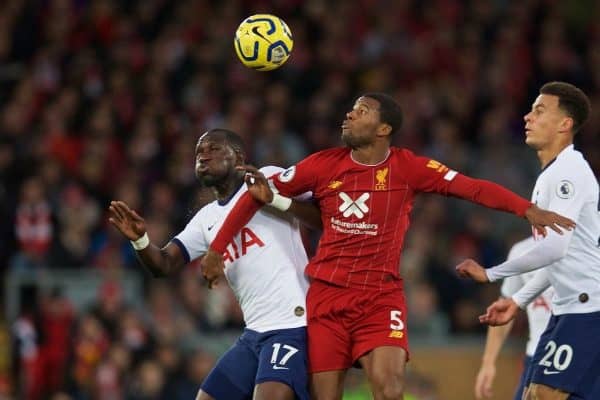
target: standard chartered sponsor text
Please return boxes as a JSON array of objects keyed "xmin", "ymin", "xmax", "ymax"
[{"xmin": 330, "ymin": 217, "xmax": 378, "ymax": 235}]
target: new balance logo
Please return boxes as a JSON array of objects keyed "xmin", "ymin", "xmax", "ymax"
[{"xmin": 339, "ymin": 192, "xmax": 370, "ymax": 218}]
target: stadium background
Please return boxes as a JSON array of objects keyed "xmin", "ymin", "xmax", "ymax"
[{"xmin": 0, "ymin": 0, "xmax": 599, "ymax": 399}]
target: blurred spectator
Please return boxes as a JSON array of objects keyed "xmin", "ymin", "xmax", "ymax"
[
  {"xmin": 406, "ymin": 281, "xmax": 449, "ymax": 340},
  {"xmin": 127, "ymin": 360, "xmax": 166, "ymax": 400},
  {"xmin": 12, "ymin": 287, "xmax": 43, "ymax": 400},
  {"xmin": 38, "ymin": 288, "xmax": 74, "ymax": 395},
  {"xmin": 1, "ymin": 0, "xmax": 599, "ymax": 398},
  {"xmin": 11, "ymin": 177, "xmax": 52, "ymax": 271}
]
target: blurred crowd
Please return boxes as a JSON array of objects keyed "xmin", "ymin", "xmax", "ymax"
[{"xmin": 0, "ymin": 0, "xmax": 599, "ymax": 399}]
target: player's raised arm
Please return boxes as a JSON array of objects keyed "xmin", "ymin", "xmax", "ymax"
[
  {"xmin": 445, "ymin": 174, "xmax": 575, "ymax": 235},
  {"xmin": 239, "ymin": 164, "xmax": 322, "ymax": 230},
  {"xmin": 108, "ymin": 200, "xmax": 186, "ymax": 277},
  {"xmin": 402, "ymin": 153, "xmax": 576, "ymax": 235}
]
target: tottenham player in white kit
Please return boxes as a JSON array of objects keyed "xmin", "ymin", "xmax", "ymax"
[
  {"xmin": 457, "ymin": 82, "xmax": 600, "ymax": 400},
  {"xmin": 108, "ymin": 129, "xmax": 318, "ymax": 400},
  {"xmin": 474, "ymin": 237, "xmax": 553, "ymax": 400}
]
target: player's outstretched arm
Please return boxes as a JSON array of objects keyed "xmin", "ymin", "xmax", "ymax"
[
  {"xmin": 475, "ymin": 318, "xmax": 514, "ymax": 399},
  {"xmin": 456, "ymin": 259, "xmax": 489, "ymax": 282},
  {"xmin": 108, "ymin": 200, "xmax": 186, "ymax": 277},
  {"xmin": 239, "ymin": 164, "xmax": 322, "ymax": 230},
  {"xmin": 445, "ymin": 174, "xmax": 575, "ymax": 235},
  {"xmin": 479, "ymin": 298, "xmax": 520, "ymax": 326}
]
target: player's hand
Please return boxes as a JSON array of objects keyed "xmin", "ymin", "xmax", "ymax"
[
  {"xmin": 201, "ymin": 248, "xmax": 225, "ymax": 289},
  {"xmin": 474, "ymin": 363, "xmax": 496, "ymax": 399},
  {"xmin": 525, "ymin": 204, "xmax": 575, "ymax": 237},
  {"xmin": 236, "ymin": 164, "xmax": 274, "ymax": 204},
  {"xmin": 479, "ymin": 298, "xmax": 519, "ymax": 326},
  {"xmin": 108, "ymin": 200, "xmax": 147, "ymax": 241},
  {"xmin": 455, "ymin": 259, "xmax": 489, "ymax": 283}
]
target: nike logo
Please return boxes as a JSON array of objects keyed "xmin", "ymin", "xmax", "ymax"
[
  {"xmin": 272, "ymin": 365, "xmax": 289, "ymax": 370},
  {"xmin": 543, "ymin": 369, "xmax": 560, "ymax": 375},
  {"xmin": 252, "ymin": 27, "xmax": 272, "ymax": 43},
  {"xmin": 208, "ymin": 223, "xmax": 216, "ymax": 231}
]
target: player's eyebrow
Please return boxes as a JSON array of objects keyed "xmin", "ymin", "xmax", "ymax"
[
  {"xmin": 534, "ymin": 104, "xmax": 546, "ymax": 110},
  {"xmin": 354, "ymin": 102, "xmax": 371, "ymax": 111}
]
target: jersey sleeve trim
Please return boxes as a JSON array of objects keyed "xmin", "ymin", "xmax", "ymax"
[{"xmin": 171, "ymin": 238, "xmax": 191, "ymax": 264}]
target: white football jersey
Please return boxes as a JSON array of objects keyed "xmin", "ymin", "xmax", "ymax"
[
  {"xmin": 530, "ymin": 145, "xmax": 600, "ymax": 314},
  {"xmin": 501, "ymin": 237, "xmax": 553, "ymax": 356},
  {"xmin": 174, "ymin": 166, "xmax": 310, "ymax": 332}
]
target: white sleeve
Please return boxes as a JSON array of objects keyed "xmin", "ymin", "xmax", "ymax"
[
  {"xmin": 499, "ymin": 237, "xmax": 533, "ymax": 297},
  {"xmin": 485, "ymin": 231, "xmax": 571, "ymax": 282},
  {"xmin": 172, "ymin": 210, "xmax": 209, "ymax": 263},
  {"xmin": 486, "ymin": 169, "xmax": 585, "ymax": 282},
  {"xmin": 512, "ymin": 269, "xmax": 552, "ymax": 308},
  {"xmin": 500, "ymin": 275, "xmax": 524, "ymax": 298}
]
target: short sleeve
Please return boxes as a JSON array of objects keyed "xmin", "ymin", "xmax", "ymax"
[
  {"xmin": 271, "ymin": 154, "xmax": 320, "ymax": 197},
  {"xmin": 173, "ymin": 210, "xmax": 209, "ymax": 263}
]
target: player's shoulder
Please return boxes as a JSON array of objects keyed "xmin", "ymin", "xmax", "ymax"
[
  {"xmin": 553, "ymin": 146, "xmax": 592, "ymax": 174},
  {"xmin": 184, "ymin": 200, "xmax": 217, "ymax": 229},
  {"xmin": 389, "ymin": 146, "xmax": 422, "ymax": 165},
  {"xmin": 260, "ymin": 165, "xmax": 284, "ymax": 177},
  {"xmin": 305, "ymin": 147, "xmax": 350, "ymax": 163},
  {"xmin": 547, "ymin": 146, "xmax": 597, "ymax": 189},
  {"xmin": 391, "ymin": 147, "xmax": 415, "ymax": 158}
]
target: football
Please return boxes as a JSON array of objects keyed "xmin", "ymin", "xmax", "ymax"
[{"xmin": 234, "ymin": 14, "xmax": 293, "ymax": 71}]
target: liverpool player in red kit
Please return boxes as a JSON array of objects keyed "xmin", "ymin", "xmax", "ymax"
[{"xmin": 203, "ymin": 93, "xmax": 575, "ymax": 400}]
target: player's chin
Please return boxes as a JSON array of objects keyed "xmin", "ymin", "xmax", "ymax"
[
  {"xmin": 341, "ymin": 132, "xmax": 358, "ymax": 147},
  {"xmin": 524, "ymin": 135, "xmax": 539, "ymax": 148},
  {"xmin": 198, "ymin": 173, "xmax": 217, "ymax": 187}
]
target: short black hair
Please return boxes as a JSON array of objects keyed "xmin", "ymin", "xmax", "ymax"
[
  {"xmin": 205, "ymin": 128, "xmax": 246, "ymax": 156},
  {"xmin": 362, "ymin": 92, "xmax": 403, "ymax": 135},
  {"xmin": 540, "ymin": 82, "xmax": 591, "ymax": 133}
]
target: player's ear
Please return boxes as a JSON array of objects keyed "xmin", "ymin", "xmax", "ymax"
[
  {"xmin": 234, "ymin": 148, "xmax": 246, "ymax": 164},
  {"xmin": 559, "ymin": 116, "xmax": 574, "ymax": 134},
  {"xmin": 377, "ymin": 123, "xmax": 392, "ymax": 138}
]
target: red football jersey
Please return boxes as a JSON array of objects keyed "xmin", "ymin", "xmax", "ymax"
[{"xmin": 271, "ymin": 147, "xmax": 530, "ymax": 290}]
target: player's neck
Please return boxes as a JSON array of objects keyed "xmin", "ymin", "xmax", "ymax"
[
  {"xmin": 350, "ymin": 145, "xmax": 390, "ymax": 166},
  {"xmin": 213, "ymin": 175, "xmax": 245, "ymax": 201},
  {"xmin": 537, "ymin": 141, "xmax": 572, "ymax": 169}
]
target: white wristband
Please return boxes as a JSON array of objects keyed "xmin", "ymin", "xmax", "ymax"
[
  {"xmin": 268, "ymin": 193, "xmax": 292, "ymax": 211},
  {"xmin": 131, "ymin": 232, "xmax": 150, "ymax": 250}
]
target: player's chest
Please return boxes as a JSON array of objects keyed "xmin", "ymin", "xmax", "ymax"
[
  {"xmin": 316, "ymin": 167, "xmax": 412, "ymax": 219},
  {"xmin": 531, "ymin": 176, "xmax": 558, "ymax": 208}
]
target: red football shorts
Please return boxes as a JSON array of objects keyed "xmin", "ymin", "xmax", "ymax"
[{"xmin": 306, "ymin": 279, "xmax": 409, "ymax": 373}]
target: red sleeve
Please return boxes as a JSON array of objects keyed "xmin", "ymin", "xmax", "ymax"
[
  {"xmin": 271, "ymin": 154, "xmax": 320, "ymax": 196},
  {"xmin": 403, "ymin": 151, "xmax": 531, "ymax": 217},
  {"xmin": 210, "ymin": 192, "xmax": 262, "ymax": 253},
  {"xmin": 447, "ymin": 174, "xmax": 532, "ymax": 217}
]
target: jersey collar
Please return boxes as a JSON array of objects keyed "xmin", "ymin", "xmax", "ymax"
[
  {"xmin": 541, "ymin": 144, "xmax": 573, "ymax": 173},
  {"xmin": 350, "ymin": 148, "xmax": 391, "ymax": 167},
  {"xmin": 217, "ymin": 179, "xmax": 245, "ymax": 206}
]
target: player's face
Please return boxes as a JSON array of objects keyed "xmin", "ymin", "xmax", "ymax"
[
  {"xmin": 341, "ymin": 97, "xmax": 384, "ymax": 148},
  {"xmin": 194, "ymin": 133, "xmax": 238, "ymax": 186},
  {"xmin": 523, "ymin": 94, "xmax": 569, "ymax": 150}
]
